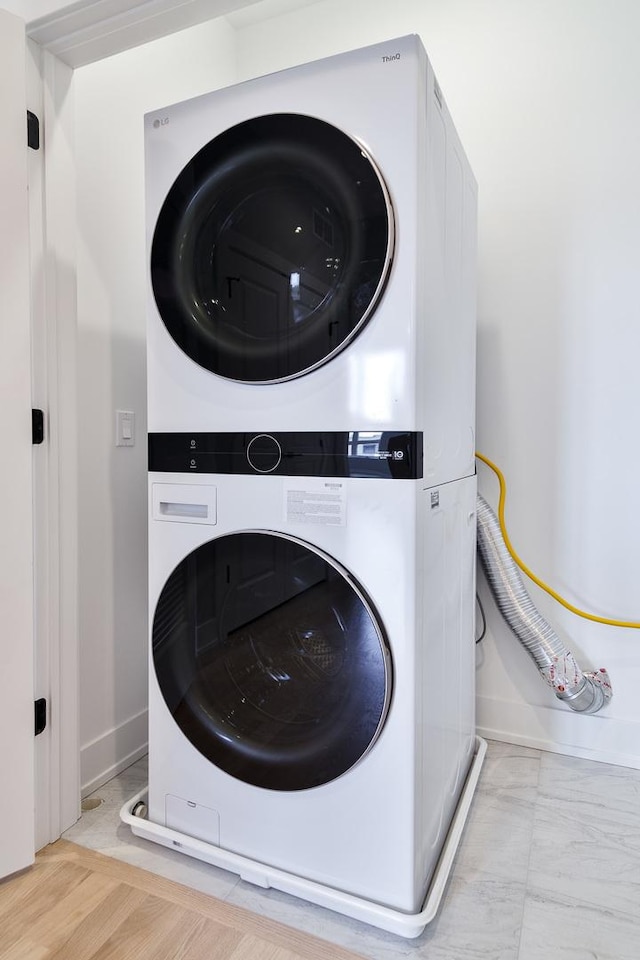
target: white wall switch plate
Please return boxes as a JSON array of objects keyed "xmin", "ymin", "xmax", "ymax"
[{"xmin": 116, "ymin": 409, "xmax": 135, "ymax": 447}]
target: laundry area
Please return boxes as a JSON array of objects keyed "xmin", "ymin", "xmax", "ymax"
[{"xmin": 2, "ymin": 1, "xmax": 640, "ymax": 958}]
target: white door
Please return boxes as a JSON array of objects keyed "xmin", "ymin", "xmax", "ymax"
[{"xmin": 0, "ymin": 7, "xmax": 36, "ymax": 879}]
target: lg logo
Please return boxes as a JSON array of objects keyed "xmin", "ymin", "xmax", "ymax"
[{"xmin": 153, "ymin": 117, "xmax": 170, "ymax": 128}]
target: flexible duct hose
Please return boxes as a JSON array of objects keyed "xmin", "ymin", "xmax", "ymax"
[{"xmin": 476, "ymin": 494, "xmax": 612, "ymax": 714}]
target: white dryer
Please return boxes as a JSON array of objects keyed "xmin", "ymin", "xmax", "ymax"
[
  {"xmin": 145, "ymin": 34, "xmax": 477, "ymax": 489},
  {"xmin": 145, "ymin": 431, "xmax": 478, "ymax": 930},
  {"xmin": 137, "ymin": 35, "xmax": 483, "ymax": 936}
]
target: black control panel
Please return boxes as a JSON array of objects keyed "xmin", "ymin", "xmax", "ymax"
[{"xmin": 148, "ymin": 431, "xmax": 423, "ymax": 480}]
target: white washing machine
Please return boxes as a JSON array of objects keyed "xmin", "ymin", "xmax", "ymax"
[
  {"xmin": 145, "ymin": 34, "xmax": 477, "ymax": 490},
  {"xmin": 134, "ymin": 35, "xmax": 483, "ymax": 937},
  {"xmin": 144, "ymin": 432, "xmax": 478, "ymax": 933}
]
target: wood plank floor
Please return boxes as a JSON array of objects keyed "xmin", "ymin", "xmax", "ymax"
[{"xmin": 0, "ymin": 841, "xmax": 365, "ymax": 960}]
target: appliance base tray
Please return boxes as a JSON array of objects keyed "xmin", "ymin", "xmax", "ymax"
[{"xmin": 120, "ymin": 737, "xmax": 487, "ymax": 938}]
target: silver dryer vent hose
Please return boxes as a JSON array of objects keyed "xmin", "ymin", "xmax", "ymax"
[{"xmin": 476, "ymin": 494, "xmax": 612, "ymax": 714}]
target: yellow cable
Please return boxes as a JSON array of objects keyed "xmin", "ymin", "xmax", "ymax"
[{"xmin": 476, "ymin": 451, "xmax": 640, "ymax": 629}]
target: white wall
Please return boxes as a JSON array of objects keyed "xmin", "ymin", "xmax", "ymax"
[
  {"xmin": 73, "ymin": 0, "xmax": 640, "ymax": 788},
  {"xmin": 231, "ymin": 0, "xmax": 640, "ymax": 766},
  {"xmin": 73, "ymin": 18, "xmax": 237, "ymax": 794}
]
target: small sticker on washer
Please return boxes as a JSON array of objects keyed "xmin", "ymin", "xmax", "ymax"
[
  {"xmin": 430, "ymin": 490, "xmax": 440, "ymax": 508},
  {"xmin": 284, "ymin": 479, "xmax": 347, "ymax": 526}
]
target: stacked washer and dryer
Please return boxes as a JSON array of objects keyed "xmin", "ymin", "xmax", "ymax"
[{"xmin": 129, "ymin": 34, "xmax": 484, "ymax": 938}]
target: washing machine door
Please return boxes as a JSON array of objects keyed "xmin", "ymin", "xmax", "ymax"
[
  {"xmin": 151, "ymin": 114, "xmax": 394, "ymax": 383},
  {"xmin": 152, "ymin": 531, "xmax": 392, "ymax": 791}
]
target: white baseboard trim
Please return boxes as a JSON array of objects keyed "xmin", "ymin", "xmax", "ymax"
[
  {"xmin": 81, "ymin": 709, "xmax": 148, "ymax": 798},
  {"xmin": 79, "ymin": 698, "xmax": 640, "ymax": 798},
  {"xmin": 477, "ymin": 695, "xmax": 640, "ymax": 771}
]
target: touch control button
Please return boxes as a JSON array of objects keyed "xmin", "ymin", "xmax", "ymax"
[{"xmin": 246, "ymin": 434, "xmax": 282, "ymax": 473}]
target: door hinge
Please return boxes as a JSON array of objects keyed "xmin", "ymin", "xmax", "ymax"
[
  {"xmin": 27, "ymin": 110, "xmax": 40, "ymax": 150},
  {"xmin": 35, "ymin": 698, "xmax": 47, "ymax": 736},
  {"xmin": 32, "ymin": 408, "xmax": 44, "ymax": 444}
]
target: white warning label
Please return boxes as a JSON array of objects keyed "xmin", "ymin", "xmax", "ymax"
[{"xmin": 284, "ymin": 479, "xmax": 347, "ymax": 526}]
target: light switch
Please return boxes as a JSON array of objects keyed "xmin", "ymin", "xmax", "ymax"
[{"xmin": 116, "ymin": 410, "xmax": 135, "ymax": 447}]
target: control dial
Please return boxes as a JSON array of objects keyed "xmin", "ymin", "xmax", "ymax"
[{"xmin": 246, "ymin": 434, "xmax": 282, "ymax": 473}]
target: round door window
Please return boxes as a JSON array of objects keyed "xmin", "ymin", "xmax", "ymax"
[
  {"xmin": 151, "ymin": 114, "xmax": 394, "ymax": 383},
  {"xmin": 152, "ymin": 531, "xmax": 392, "ymax": 791}
]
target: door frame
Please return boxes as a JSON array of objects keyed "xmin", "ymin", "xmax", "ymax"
[
  {"xmin": 27, "ymin": 40, "xmax": 80, "ymax": 846},
  {"xmin": 40, "ymin": 46, "xmax": 81, "ymax": 843}
]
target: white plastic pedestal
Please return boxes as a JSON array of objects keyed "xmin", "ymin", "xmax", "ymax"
[{"xmin": 120, "ymin": 737, "xmax": 487, "ymax": 939}]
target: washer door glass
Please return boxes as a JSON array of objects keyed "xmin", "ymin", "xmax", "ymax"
[
  {"xmin": 153, "ymin": 531, "xmax": 392, "ymax": 791},
  {"xmin": 151, "ymin": 114, "xmax": 394, "ymax": 383}
]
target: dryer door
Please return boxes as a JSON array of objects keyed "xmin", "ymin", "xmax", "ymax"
[
  {"xmin": 152, "ymin": 531, "xmax": 392, "ymax": 791},
  {"xmin": 151, "ymin": 114, "xmax": 394, "ymax": 383}
]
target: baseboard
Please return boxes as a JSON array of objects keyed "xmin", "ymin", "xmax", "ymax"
[
  {"xmin": 477, "ymin": 695, "xmax": 640, "ymax": 771},
  {"xmin": 80, "ymin": 698, "xmax": 639, "ymax": 796},
  {"xmin": 80, "ymin": 709, "xmax": 148, "ymax": 798}
]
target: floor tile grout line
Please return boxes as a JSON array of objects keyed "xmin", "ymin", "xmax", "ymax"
[{"xmin": 513, "ymin": 748, "xmax": 543, "ymax": 960}]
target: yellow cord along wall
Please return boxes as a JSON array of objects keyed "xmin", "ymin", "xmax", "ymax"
[{"xmin": 476, "ymin": 452, "xmax": 640, "ymax": 630}]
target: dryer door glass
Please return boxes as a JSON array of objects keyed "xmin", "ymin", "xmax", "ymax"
[
  {"xmin": 151, "ymin": 114, "xmax": 394, "ymax": 383},
  {"xmin": 153, "ymin": 531, "xmax": 392, "ymax": 791}
]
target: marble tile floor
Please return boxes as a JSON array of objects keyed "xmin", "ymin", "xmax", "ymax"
[{"xmin": 62, "ymin": 740, "xmax": 640, "ymax": 960}]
